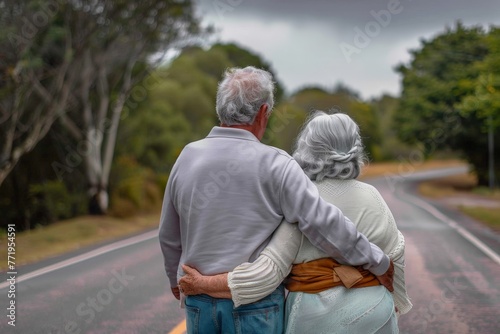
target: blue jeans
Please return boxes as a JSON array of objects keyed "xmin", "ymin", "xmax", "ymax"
[{"xmin": 185, "ymin": 285, "xmax": 285, "ymax": 334}]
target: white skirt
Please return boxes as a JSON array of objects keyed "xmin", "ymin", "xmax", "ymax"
[{"xmin": 285, "ymin": 285, "xmax": 398, "ymax": 334}]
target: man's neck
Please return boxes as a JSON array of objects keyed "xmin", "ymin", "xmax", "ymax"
[{"xmin": 220, "ymin": 106, "xmax": 268, "ymax": 141}]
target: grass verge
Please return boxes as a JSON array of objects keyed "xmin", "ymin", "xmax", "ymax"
[
  {"xmin": 459, "ymin": 207, "xmax": 500, "ymax": 231},
  {"xmin": 360, "ymin": 159, "xmax": 465, "ymax": 180},
  {"xmin": 418, "ymin": 173, "xmax": 478, "ymax": 198},
  {"xmin": 1, "ymin": 214, "xmax": 159, "ymax": 271},
  {"xmin": 417, "ymin": 172, "xmax": 500, "ymax": 231}
]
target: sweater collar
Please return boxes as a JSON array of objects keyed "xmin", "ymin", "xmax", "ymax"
[{"xmin": 207, "ymin": 126, "xmax": 260, "ymax": 142}]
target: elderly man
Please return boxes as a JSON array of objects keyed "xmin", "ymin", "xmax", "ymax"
[{"xmin": 159, "ymin": 66, "xmax": 393, "ymax": 334}]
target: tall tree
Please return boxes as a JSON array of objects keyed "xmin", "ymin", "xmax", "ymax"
[
  {"xmin": 458, "ymin": 27, "xmax": 500, "ymax": 185},
  {"xmin": 61, "ymin": 1, "xmax": 202, "ymax": 214},
  {"xmin": 370, "ymin": 94, "xmax": 414, "ymax": 160},
  {"xmin": 458, "ymin": 27, "xmax": 500, "ymax": 128},
  {"xmin": 394, "ymin": 22, "xmax": 498, "ymax": 184},
  {"xmin": 0, "ymin": 0, "xmax": 76, "ymax": 185},
  {"xmin": 116, "ymin": 43, "xmax": 287, "ymax": 174},
  {"xmin": 0, "ymin": 0, "xmax": 203, "ymax": 214}
]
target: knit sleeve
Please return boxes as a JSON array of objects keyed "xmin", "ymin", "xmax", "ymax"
[
  {"xmin": 228, "ymin": 222, "xmax": 301, "ymax": 307},
  {"xmin": 389, "ymin": 231, "xmax": 413, "ymax": 316},
  {"xmin": 362, "ymin": 184, "xmax": 413, "ymax": 316},
  {"xmin": 374, "ymin": 187, "xmax": 412, "ymax": 316}
]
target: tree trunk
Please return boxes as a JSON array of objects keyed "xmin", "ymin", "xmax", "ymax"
[
  {"xmin": 74, "ymin": 49, "xmax": 137, "ymax": 215},
  {"xmin": 0, "ymin": 166, "xmax": 14, "ymax": 189},
  {"xmin": 88, "ymin": 186, "xmax": 109, "ymax": 215}
]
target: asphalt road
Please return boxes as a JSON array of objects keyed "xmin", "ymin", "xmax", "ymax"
[
  {"xmin": 374, "ymin": 167, "xmax": 500, "ymax": 334},
  {"xmin": 1, "ymin": 166, "xmax": 499, "ymax": 333}
]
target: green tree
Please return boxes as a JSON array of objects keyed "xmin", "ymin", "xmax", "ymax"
[
  {"xmin": 117, "ymin": 43, "xmax": 287, "ymax": 173},
  {"xmin": 60, "ymin": 1, "xmax": 203, "ymax": 214},
  {"xmin": 458, "ymin": 27, "xmax": 500, "ymax": 128},
  {"xmin": 370, "ymin": 94, "xmax": 414, "ymax": 160},
  {"xmin": 116, "ymin": 69, "xmax": 194, "ymax": 174},
  {"xmin": 263, "ymin": 103, "xmax": 307, "ymax": 153},
  {"xmin": 349, "ymin": 101, "xmax": 382, "ymax": 161},
  {"xmin": 0, "ymin": 0, "xmax": 203, "ymax": 215},
  {"xmin": 458, "ymin": 27, "xmax": 500, "ymax": 185},
  {"xmin": 0, "ymin": 130, "xmax": 88, "ymax": 231},
  {"xmin": 394, "ymin": 22, "xmax": 498, "ymax": 185},
  {"xmin": 0, "ymin": 0, "xmax": 76, "ymax": 186}
]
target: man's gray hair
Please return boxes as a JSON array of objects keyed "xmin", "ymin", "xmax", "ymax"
[
  {"xmin": 293, "ymin": 111, "xmax": 367, "ymax": 181},
  {"xmin": 216, "ymin": 66, "xmax": 275, "ymax": 125}
]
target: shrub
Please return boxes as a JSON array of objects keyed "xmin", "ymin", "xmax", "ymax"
[
  {"xmin": 109, "ymin": 156, "xmax": 163, "ymax": 218},
  {"xmin": 29, "ymin": 180, "xmax": 72, "ymax": 226}
]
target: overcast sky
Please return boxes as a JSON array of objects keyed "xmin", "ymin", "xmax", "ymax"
[{"xmin": 194, "ymin": 0, "xmax": 500, "ymax": 99}]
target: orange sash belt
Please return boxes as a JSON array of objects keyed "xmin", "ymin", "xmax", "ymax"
[{"xmin": 286, "ymin": 258, "xmax": 380, "ymax": 293}]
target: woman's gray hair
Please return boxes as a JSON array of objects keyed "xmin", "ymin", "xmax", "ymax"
[
  {"xmin": 216, "ymin": 66, "xmax": 275, "ymax": 125},
  {"xmin": 293, "ymin": 111, "xmax": 367, "ymax": 181}
]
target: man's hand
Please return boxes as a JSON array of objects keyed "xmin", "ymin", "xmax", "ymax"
[
  {"xmin": 376, "ymin": 259, "xmax": 394, "ymax": 292},
  {"xmin": 171, "ymin": 286, "xmax": 180, "ymax": 300}
]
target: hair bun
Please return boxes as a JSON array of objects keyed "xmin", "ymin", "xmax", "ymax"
[{"xmin": 329, "ymin": 151, "xmax": 352, "ymax": 163}]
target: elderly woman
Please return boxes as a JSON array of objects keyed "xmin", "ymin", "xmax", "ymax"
[{"xmin": 179, "ymin": 111, "xmax": 412, "ymax": 333}]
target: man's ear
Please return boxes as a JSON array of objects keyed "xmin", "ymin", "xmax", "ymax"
[
  {"xmin": 256, "ymin": 104, "xmax": 269, "ymax": 125},
  {"xmin": 251, "ymin": 104, "xmax": 270, "ymax": 141}
]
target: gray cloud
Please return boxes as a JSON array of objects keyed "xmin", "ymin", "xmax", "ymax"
[{"xmin": 195, "ymin": 0, "xmax": 500, "ymax": 98}]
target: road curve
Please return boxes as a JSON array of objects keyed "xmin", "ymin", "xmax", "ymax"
[
  {"xmin": 370, "ymin": 166, "xmax": 500, "ymax": 334},
  {"xmin": 1, "ymin": 166, "xmax": 499, "ymax": 333}
]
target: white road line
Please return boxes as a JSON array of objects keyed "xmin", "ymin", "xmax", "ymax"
[
  {"xmin": 397, "ymin": 188, "xmax": 500, "ymax": 266},
  {"xmin": 0, "ymin": 229, "xmax": 158, "ymax": 290}
]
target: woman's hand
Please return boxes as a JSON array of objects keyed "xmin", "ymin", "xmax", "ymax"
[
  {"xmin": 178, "ymin": 264, "xmax": 206, "ymax": 296},
  {"xmin": 178, "ymin": 264, "xmax": 232, "ymax": 299}
]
